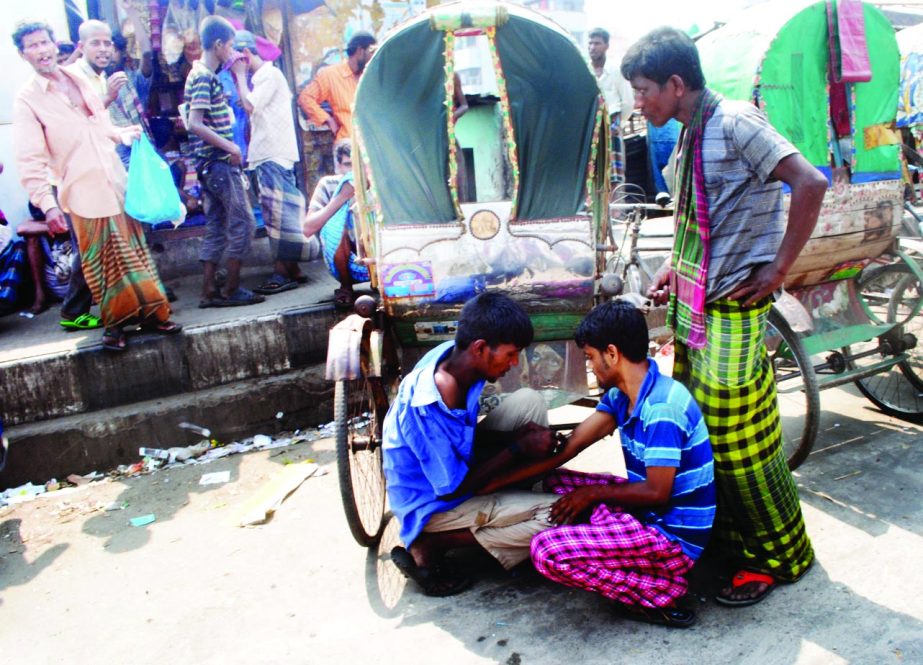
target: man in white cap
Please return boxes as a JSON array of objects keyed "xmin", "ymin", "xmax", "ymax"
[{"xmin": 233, "ymin": 30, "xmax": 318, "ymax": 293}]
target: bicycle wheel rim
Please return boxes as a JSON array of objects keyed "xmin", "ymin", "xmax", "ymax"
[{"xmin": 335, "ymin": 378, "xmax": 387, "ymax": 546}]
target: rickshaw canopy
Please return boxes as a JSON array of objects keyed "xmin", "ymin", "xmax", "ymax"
[
  {"xmin": 697, "ymin": 0, "xmax": 900, "ymax": 180},
  {"xmin": 353, "ymin": 2, "xmax": 604, "ymax": 226}
]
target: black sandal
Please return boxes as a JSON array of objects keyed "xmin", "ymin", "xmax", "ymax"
[
  {"xmin": 612, "ymin": 602, "xmax": 696, "ymax": 628},
  {"xmin": 390, "ymin": 546, "xmax": 473, "ymax": 597},
  {"xmin": 101, "ymin": 328, "xmax": 128, "ymax": 352}
]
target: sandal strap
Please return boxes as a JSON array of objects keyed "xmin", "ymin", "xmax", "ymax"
[{"xmin": 731, "ymin": 570, "xmax": 775, "ymax": 587}]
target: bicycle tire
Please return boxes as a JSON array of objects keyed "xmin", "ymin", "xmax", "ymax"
[
  {"xmin": 766, "ymin": 307, "xmax": 820, "ymax": 470},
  {"xmin": 335, "ymin": 377, "xmax": 388, "ymax": 547},
  {"xmin": 850, "ymin": 264, "xmax": 923, "ymax": 421}
]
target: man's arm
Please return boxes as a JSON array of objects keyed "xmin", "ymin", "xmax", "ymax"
[
  {"xmin": 187, "ymin": 107, "xmax": 242, "ymax": 166},
  {"xmin": 550, "ymin": 466, "xmax": 676, "ymax": 525},
  {"xmin": 297, "ymin": 72, "xmax": 338, "ymax": 135},
  {"xmin": 248, "ymin": 68, "xmax": 285, "ymax": 117},
  {"xmin": 726, "ymin": 153, "xmax": 827, "ymax": 305},
  {"xmin": 477, "ymin": 410, "xmax": 616, "ymax": 495},
  {"xmin": 303, "ymin": 180, "xmax": 354, "ymax": 237},
  {"xmin": 12, "ymin": 97, "xmax": 61, "ymax": 222},
  {"xmin": 230, "ymin": 58, "xmax": 252, "ymax": 115}
]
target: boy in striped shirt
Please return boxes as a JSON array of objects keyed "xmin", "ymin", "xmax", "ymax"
[{"xmin": 482, "ymin": 302, "xmax": 715, "ymax": 627}]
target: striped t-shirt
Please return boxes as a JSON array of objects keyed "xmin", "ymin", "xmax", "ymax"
[
  {"xmin": 183, "ymin": 60, "xmax": 234, "ymax": 166},
  {"xmin": 597, "ymin": 359, "xmax": 715, "ymax": 559},
  {"xmin": 700, "ymin": 99, "xmax": 800, "ymax": 300}
]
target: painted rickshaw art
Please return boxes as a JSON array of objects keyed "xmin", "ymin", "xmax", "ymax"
[
  {"xmin": 697, "ymin": 0, "xmax": 923, "ymax": 469},
  {"xmin": 325, "ymin": 2, "xmax": 611, "ymax": 546}
]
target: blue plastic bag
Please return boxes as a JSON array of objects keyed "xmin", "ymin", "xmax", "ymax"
[{"xmin": 124, "ymin": 135, "xmax": 184, "ymax": 224}]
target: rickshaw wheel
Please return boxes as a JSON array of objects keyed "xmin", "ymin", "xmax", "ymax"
[
  {"xmin": 766, "ymin": 307, "xmax": 820, "ymax": 470},
  {"xmin": 335, "ymin": 376, "xmax": 389, "ymax": 547},
  {"xmin": 849, "ymin": 264, "xmax": 923, "ymax": 422}
]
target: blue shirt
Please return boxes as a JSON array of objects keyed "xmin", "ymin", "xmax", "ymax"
[
  {"xmin": 597, "ymin": 359, "xmax": 715, "ymax": 559},
  {"xmin": 382, "ymin": 341, "xmax": 485, "ymax": 546}
]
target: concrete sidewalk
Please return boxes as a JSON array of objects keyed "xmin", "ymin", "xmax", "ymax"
[{"xmin": 0, "ymin": 252, "xmax": 373, "ymax": 487}]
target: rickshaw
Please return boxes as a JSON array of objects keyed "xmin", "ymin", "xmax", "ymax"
[
  {"xmin": 325, "ymin": 2, "xmax": 612, "ymax": 546},
  {"xmin": 696, "ymin": 0, "xmax": 923, "ymax": 470}
]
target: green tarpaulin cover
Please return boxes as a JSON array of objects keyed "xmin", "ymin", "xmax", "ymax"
[{"xmin": 697, "ymin": 0, "xmax": 899, "ymax": 176}]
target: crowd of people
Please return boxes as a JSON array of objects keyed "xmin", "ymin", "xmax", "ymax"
[{"xmin": 1, "ymin": 12, "xmax": 377, "ymax": 350}]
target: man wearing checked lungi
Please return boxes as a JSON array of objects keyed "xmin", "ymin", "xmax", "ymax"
[
  {"xmin": 481, "ymin": 302, "xmax": 716, "ymax": 628},
  {"xmin": 622, "ymin": 27, "xmax": 828, "ymax": 606}
]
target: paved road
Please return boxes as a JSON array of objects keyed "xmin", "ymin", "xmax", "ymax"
[{"xmin": 1, "ymin": 383, "xmax": 922, "ymax": 664}]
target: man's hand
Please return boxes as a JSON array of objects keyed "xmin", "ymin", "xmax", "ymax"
[
  {"xmin": 550, "ymin": 487, "xmax": 599, "ymax": 525},
  {"xmin": 513, "ymin": 422, "xmax": 557, "ymax": 460},
  {"xmin": 105, "ymin": 72, "xmax": 129, "ymax": 107},
  {"xmin": 724, "ymin": 262, "xmax": 787, "ymax": 307},
  {"xmin": 326, "ymin": 116, "xmax": 340, "ymax": 136},
  {"xmin": 646, "ymin": 257, "xmax": 672, "ymax": 305},
  {"xmin": 118, "ymin": 125, "xmax": 142, "ymax": 145},
  {"xmin": 227, "ymin": 143, "xmax": 243, "ymax": 167},
  {"xmin": 242, "ymin": 98, "xmax": 254, "ymax": 115},
  {"xmin": 45, "ymin": 208, "xmax": 68, "ymax": 236}
]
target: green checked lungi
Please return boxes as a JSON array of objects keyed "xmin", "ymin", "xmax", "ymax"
[{"xmin": 672, "ymin": 298, "xmax": 814, "ymax": 581}]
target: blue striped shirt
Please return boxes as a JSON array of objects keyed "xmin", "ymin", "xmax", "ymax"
[{"xmin": 597, "ymin": 360, "xmax": 715, "ymax": 559}]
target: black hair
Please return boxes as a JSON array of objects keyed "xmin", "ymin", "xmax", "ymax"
[
  {"xmin": 346, "ymin": 31, "xmax": 376, "ymax": 56},
  {"xmin": 12, "ymin": 20, "xmax": 54, "ymax": 52},
  {"xmin": 56, "ymin": 40, "xmax": 76, "ymax": 56},
  {"xmin": 199, "ymin": 15, "xmax": 235, "ymax": 51},
  {"xmin": 620, "ymin": 26, "xmax": 705, "ymax": 91},
  {"xmin": 575, "ymin": 301, "xmax": 648, "ymax": 363},
  {"xmin": 334, "ymin": 139, "xmax": 351, "ymax": 165},
  {"xmin": 455, "ymin": 292, "xmax": 533, "ymax": 351},
  {"xmin": 588, "ymin": 28, "xmax": 609, "ymax": 44},
  {"xmin": 111, "ymin": 32, "xmax": 127, "ymax": 53}
]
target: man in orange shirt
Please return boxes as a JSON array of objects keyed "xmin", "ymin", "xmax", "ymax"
[{"xmin": 297, "ymin": 31, "xmax": 376, "ymax": 140}]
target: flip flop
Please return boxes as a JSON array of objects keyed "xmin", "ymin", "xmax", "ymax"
[
  {"xmin": 390, "ymin": 546, "xmax": 473, "ymax": 597},
  {"xmin": 334, "ymin": 288, "xmax": 356, "ymax": 310},
  {"xmin": 253, "ymin": 274, "xmax": 298, "ymax": 295},
  {"xmin": 217, "ymin": 287, "xmax": 266, "ymax": 307},
  {"xmin": 199, "ymin": 295, "xmax": 227, "ymax": 309},
  {"xmin": 612, "ymin": 602, "xmax": 696, "ymax": 628},
  {"xmin": 60, "ymin": 313, "xmax": 102, "ymax": 330},
  {"xmin": 715, "ymin": 570, "xmax": 776, "ymax": 607},
  {"xmin": 140, "ymin": 320, "xmax": 183, "ymax": 335},
  {"xmin": 101, "ymin": 329, "xmax": 128, "ymax": 352}
]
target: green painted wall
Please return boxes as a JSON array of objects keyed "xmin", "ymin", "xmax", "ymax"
[{"xmin": 455, "ymin": 104, "xmax": 506, "ymax": 202}]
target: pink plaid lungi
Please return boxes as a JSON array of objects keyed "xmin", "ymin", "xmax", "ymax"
[{"xmin": 530, "ymin": 469, "xmax": 694, "ymax": 608}]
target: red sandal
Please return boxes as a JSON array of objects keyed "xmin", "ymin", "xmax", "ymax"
[{"xmin": 715, "ymin": 570, "xmax": 776, "ymax": 607}]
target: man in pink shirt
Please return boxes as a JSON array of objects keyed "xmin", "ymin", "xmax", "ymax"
[{"xmin": 12, "ymin": 20, "xmax": 180, "ymax": 352}]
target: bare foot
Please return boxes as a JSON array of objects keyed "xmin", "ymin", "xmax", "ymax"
[{"xmin": 30, "ymin": 298, "xmax": 49, "ymax": 315}]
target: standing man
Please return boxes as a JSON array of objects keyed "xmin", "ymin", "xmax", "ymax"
[
  {"xmin": 184, "ymin": 16, "xmax": 262, "ymax": 308},
  {"xmin": 588, "ymin": 28, "xmax": 634, "ymax": 184},
  {"xmin": 233, "ymin": 30, "xmax": 318, "ymax": 294},
  {"xmin": 382, "ymin": 293, "xmax": 559, "ymax": 597},
  {"xmin": 622, "ymin": 27, "xmax": 827, "ymax": 606},
  {"xmin": 297, "ymin": 31, "xmax": 376, "ymax": 141},
  {"xmin": 13, "ymin": 20, "xmax": 179, "ymax": 352}
]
